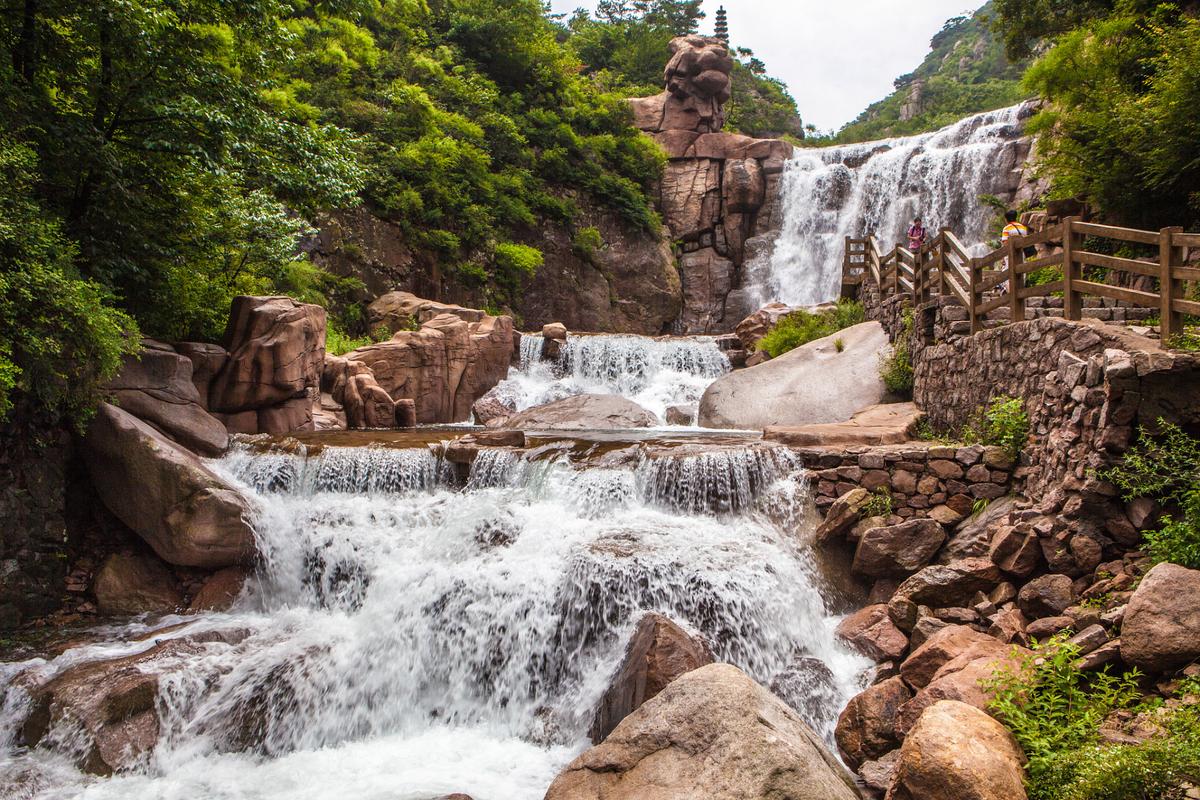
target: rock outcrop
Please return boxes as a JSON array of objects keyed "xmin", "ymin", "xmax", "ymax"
[
  {"xmin": 627, "ymin": 36, "xmax": 794, "ymax": 334},
  {"xmin": 106, "ymin": 341, "xmax": 229, "ymax": 456},
  {"xmin": 545, "ymin": 663, "xmax": 861, "ymax": 800},
  {"xmin": 1120, "ymin": 563, "xmax": 1200, "ymax": 672},
  {"xmin": 93, "ymin": 552, "xmax": 183, "ymax": 616},
  {"xmin": 209, "ymin": 296, "xmax": 327, "ymax": 434},
  {"xmin": 500, "ymin": 394, "xmax": 658, "ymax": 430},
  {"xmin": 887, "ymin": 700, "xmax": 1028, "ymax": 800},
  {"xmin": 347, "ymin": 310, "xmax": 514, "ymax": 424},
  {"xmin": 699, "ymin": 321, "xmax": 891, "ymax": 428},
  {"xmin": 589, "ymin": 613, "xmax": 713, "ymax": 743},
  {"xmin": 82, "ymin": 404, "xmax": 257, "ymax": 569}
]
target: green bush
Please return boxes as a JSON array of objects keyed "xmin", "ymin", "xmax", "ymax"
[
  {"xmin": 988, "ymin": 637, "xmax": 1200, "ymax": 800},
  {"xmin": 963, "ymin": 395, "xmax": 1030, "ymax": 458},
  {"xmin": 1102, "ymin": 420, "xmax": 1200, "ymax": 568},
  {"xmin": 862, "ymin": 488, "xmax": 894, "ymax": 518},
  {"xmin": 756, "ymin": 299, "xmax": 865, "ymax": 358},
  {"xmin": 571, "ymin": 226, "xmax": 604, "ymax": 261},
  {"xmin": 879, "ymin": 310, "xmax": 915, "ymax": 397}
]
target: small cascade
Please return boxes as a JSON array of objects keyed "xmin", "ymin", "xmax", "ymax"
[
  {"xmin": 491, "ymin": 334, "xmax": 731, "ymax": 424},
  {"xmin": 0, "ymin": 442, "xmax": 869, "ymax": 799},
  {"xmin": 747, "ymin": 103, "xmax": 1031, "ymax": 307}
]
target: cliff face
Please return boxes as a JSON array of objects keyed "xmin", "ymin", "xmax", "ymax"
[{"xmin": 629, "ymin": 36, "xmax": 794, "ymax": 334}]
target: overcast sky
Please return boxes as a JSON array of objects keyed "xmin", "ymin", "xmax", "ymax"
[{"xmin": 547, "ymin": 0, "xmax": 980, "ymax": 132}]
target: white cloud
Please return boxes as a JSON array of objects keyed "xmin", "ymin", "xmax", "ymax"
[{"xmin": 547, "ymin": 0, "xmax": 979, "ymax": 131}]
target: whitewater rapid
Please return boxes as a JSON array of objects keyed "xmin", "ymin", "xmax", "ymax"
[
  {"xmin": 748, "ymin": 103, "xmax": 1031, "ymax": 307},
  {"xmin": 487, "ymin": 334, "xmax": 731, "ymax": 425},
  {"xmin": 0, "ymin": 442, "xmax": 869, "ymax": 800}
]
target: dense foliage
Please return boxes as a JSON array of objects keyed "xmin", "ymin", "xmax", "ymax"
[
  {"xmin": 1018, "ymin": 3, "xmax": 1200, "ymax": 229},
  {"xmin": 561, "ymin": 1, "xmax": 803, "ymax": 139},
  {"xmin": 1101, "ymin": 420, "xmax": 1200, "ymax": 568},
  {"xmin": 827, "ymin": 2, "xmax": 1031, "ymax": 144},
  {"xmin": 988, "ymin": 637, "xmax": 1200, "ymax": 800},
  {"xmin": 755, "ymin": 299, "xmax": 865, "ymax": 359}
]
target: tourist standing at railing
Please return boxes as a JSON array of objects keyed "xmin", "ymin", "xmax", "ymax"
[{"xmin": 907, "ymin": 217, "xmax": 927, "ymax": 254}]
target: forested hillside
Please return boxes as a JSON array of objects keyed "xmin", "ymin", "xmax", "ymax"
[
  {"xmin": 0, "ymin": 0, "xmax": 797, "ymax": 429},
  {"xmin": 831, "ymin": 1, "xmax": 1031, "ymax": 143}
]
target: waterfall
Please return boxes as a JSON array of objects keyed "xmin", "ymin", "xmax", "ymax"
[
  {"xmin": 0, "ymin": 443, "xmax": 869, "ymax": 799},
  {"xmin": 748, "ymin": 103, "xmax": 1032, "ymax": 307},
  {"xmin": 489, "ymin": 334, "xmax": 731, "ymax": 425}
]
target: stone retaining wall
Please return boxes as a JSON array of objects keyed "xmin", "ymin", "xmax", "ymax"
[{"xmin": 791, "ymin": 443, "xmax": 1014, "ymax": 524}]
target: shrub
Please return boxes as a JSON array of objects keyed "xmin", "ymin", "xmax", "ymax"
[
  {"xmin": 756, "ymin": 299, "xmax": 865, "ymax": 359},
  {"xmin": 862, "ymin": 488, "xmax": 894, "ymax": 518},
  {"xmin": 988, "ymin": 637, "xmax": 1200, "ymax": 800},
  {"xmin": 963, "ymin": 395, "xmax": 1029, "ymax": 458},
  {"xmin": 571, "ymin": 226, "xmax": 604, "ymax": 261},
  {"xmin": 878, "ymin": 309, "xmax": 915, "ymax": 397}
]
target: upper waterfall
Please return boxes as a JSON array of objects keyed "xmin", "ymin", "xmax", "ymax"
[{"xmin": 746, "ymin": 103, "xmax": 1033, "ymax": 308}]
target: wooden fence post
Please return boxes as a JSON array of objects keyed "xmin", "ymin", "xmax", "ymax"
[
  {"xmin": 1006, "ymin": 234, "xmax": 1023, "ymax": 323},
  {"xmin": 939, "ymin": 228, "xmax": 951, "ymax": 298},
  {"xmin": 1160, "ymin": 226, "xmax": 1184, "ymax": 340},
  {"xmin": 1062, "ymin": 216, "xmax": 1081, "ymax": 321},
  {"xmin": 969, "ymin": 256, "xmax": 982, "ymax": 334}
]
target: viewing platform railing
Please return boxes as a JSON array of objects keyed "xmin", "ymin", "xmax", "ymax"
[{"xmin": 841, "ymin": 218, "xmax": 1199, "ymax": 338}]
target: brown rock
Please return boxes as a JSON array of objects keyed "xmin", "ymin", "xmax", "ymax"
[
  {"xmin": 888, "ymin": 559, "xmax": 1002, "ymax": 630},
  {"xmin": 899, "ymin": 625, "xmax": 1007, "ymax": 690},
  {"xmin": 106, "ymin": 342, "xmax": 229, "ymax": 456},
  {"xmin": 1121, "ymin": 563, "xmax": 1200, "ymax": 672},
  {"xmin": 661, "ymin": 160, "xmax": 722, "ymax": 240},
  {"xmin": 837, "ymin": 604, "xmax": 910, "ymax": 662},
  {"xmin": 853, "ymin": 519, "xmax": 947, "ymax": 577},
  {"xmin": 589, "ymin": 613, "xmax": 713, "ymax": 743},
  {"xmin": 989, "ymin": 525, "xmax": 1042, "ymax": 577},
  {"xmin": 816, "ymin": 487, "xmax": 872, "ymax": 543},
  {"xmin": 368, "ymin": 290, "xmax": 484, "ymax": 329},
  {"xmin": 93, "ymin": 552, "xmax": 183, "ymax": 617},
  {"xmin": 835, "ymin": 676, "xmax": 911, "ymax": 768},
  {"xmin": 501, "ymin": 394, "xmax": 657, "ymax": 430},
  {"xmin": 472, "ymin": 393, "xmax": 515, "ymax": 426},
  {"xmin": 83, "ymin": 404, "xmax": 257, "ymax": 569},
  {"xmin": 348, "ymin": 310, "xmax": 514, "ymax": 424},
  {"xmin": 188, "ymin": 566, "xmax": 249, "ymax": 612},
  {"xmin": 210, "ymin": 296, "xmax": 326, "ymax": 416},
  {"xmin": 897, "ymin": 650, "xmax": 1027, "ymax": 735},
  {"xmin": 887, "ymin": 701, "xmax": 1027, "ymax": 800},
  {"xmin": 735, "ymin": 302, "xmax": 792, "ymax": 352},
  {"xmin": 545, "ymin": 663, "xmax": 860, "ymax": 800},
  {"xmin": 1018, "ymin": 573, "xmax": 1075, "ymax": 618},
  {"xmin": 1025, "ymin": 615, "xmax": 1073, "ymax": 640},
  {"xmin": 174, "ymin": 341, "xmax": 229, "ymax": 408}
]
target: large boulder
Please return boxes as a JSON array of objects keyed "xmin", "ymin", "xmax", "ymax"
[
  {"xmin": 106, "ymin": 341, "xmax": 228, "ymax": 456},
  {"xmin": 324, "ymin": 356, "xmax": 396, "ymax": 429},
  {"xmin": 1120, "ymin": 562, "xmax": 1200, "ymax": 672},
  {"xmin": 18, "ymin": 630, "xmax": 247, "ymax": 775},
  {"xmin": 500, "ymin": 394, "xmax": 657, "ymax": 430},
  {"xmin": 628, "ymin": 36, "xmax": 733, "ymax": 135},
  {"xmin": 853, "ymin": 519, "xmax": 947, "ymax": 578},
  {"xmin": 82, "ymin": 404, "xmax": 257, "ymax": 569},
  {"xmin": 209, "ymin": 296, "xmax": 326, "ymax": 417},
  {"xmin": 887, "ymin": 559, "xmax": 1002, "ymax": 631},
  {"xmin": 887, "ymin": 701, "xmax": 1027, "ymax": 800},
  {"xmin": 698, "ymin": 322, "xmax": 891, "ymax": 429},
  {"xmin": 347, "ymin": 310, "xmax": 514, "ymax": 424},
  {"xmin": 589, "ymin": 613, "xmax": 713, "ymax": 743},
  {"xmin": 835, "ymin": 676, "xmax": 911, "ymax": 768},
  {"xmin": 545, "ymin": 663, "xmax": 861, "ymax": 800},
  {"xmin": 899, "ymin": 625, "xmax": 1009, "ymax": 690},
  {"xmin": 93, "ymin": 552, "xmax": 183, "ymax": 617},
  {"xmin": 368, "ymin": 290, "xmax": 484, "ymax": 329},
  {"xmin": 836, "ymin": 604, "xmax": 909, "ymax": 662}
]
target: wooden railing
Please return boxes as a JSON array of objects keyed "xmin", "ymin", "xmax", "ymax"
[{"xmin": 842, "ymin": 218, "xmax": 1199, "ymax": 338}]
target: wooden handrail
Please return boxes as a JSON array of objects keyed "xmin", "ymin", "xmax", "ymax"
[{"xmin": 841, "ymin": 218, "xmax": 1197, "ymax": 339}]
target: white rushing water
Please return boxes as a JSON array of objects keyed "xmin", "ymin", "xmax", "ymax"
[
  {"xmin": 488, "ymin": 334, "xmax": 731, "ymax": 425},
  {"xmin": 0, "ymin": 443, "xmax": 868, "ymax": 800},
  {"xmin": 748, "ymin": 103, "xmax": 1031, "ymax": 307}
]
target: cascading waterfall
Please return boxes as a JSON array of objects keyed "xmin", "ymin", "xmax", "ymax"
[
  {"xmin": 491, "ymin": 334, "xmax": 731, "ymax": 424},
  {"xmin": 747, "ymin": 103, "xmax": 1032, "ymax": 308},
  {"xmin": 0, "ymin": 442, "xmax": 869, "ymax": 799}
]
